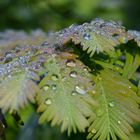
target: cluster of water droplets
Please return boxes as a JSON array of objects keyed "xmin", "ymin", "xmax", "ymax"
[{"xmin": 127, "ymin": 30, "xmax": 140, "ymax": 45}]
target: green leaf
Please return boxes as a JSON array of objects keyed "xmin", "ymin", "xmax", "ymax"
[
  {"xmin": 36, "ymin": 54, "xmax": 97, "ymax": 135},
  {"xmin": 0, "ymin": 71, "xmax": 40, "ymax": 112},
  {"xmin": 122, "ymin": 50, "xmax": 140, "ymax": 79},
  {"xmin": 78, "ymin": 31, "xmax": 118, "ymax": 57},
  {"xmin": 87, "ymin": 69, "xmax": 140, "ymax": 140}
]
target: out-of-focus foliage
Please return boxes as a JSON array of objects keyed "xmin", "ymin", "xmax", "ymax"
[{"xmin": 0, "ymin": 0, "xmax": 140, "ymax": 31}]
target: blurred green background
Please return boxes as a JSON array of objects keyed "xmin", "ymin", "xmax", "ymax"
[
  {"xmin": 0, "ymin": 0, "xmax": 140, "ymax": 140},
  {"xmin": 0, "ymin": 0, "xmax": 140, "ymax": 31}
]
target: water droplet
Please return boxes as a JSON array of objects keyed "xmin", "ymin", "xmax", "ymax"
[
  {"xmin": 83, "ymin": 33, "xmax": 90, "ymax": 40},
  {"xmin": 4, "ymin": 53, "xmax": 14, "ymax": 63},
  {"xmin": 128, "ymin": 86, "xmax": 131, "ymax": 89},
  {"xmin": 91, "ymin": 128, "xmax": 97, "ymax": 134},
  {"xmin": 41, "ymin": 41, "xmax": 49, "ymax": 46},
  {"xmin": 75, "ymin": 86, "xmax": 86, "ymax": 95},
  {"xmin": 109, "ymin": 101, "xmax": 115, "ymax": 107},
  {"xmin": 83, "ymin": 67, "xmax": 89, "ymax": 71},
  {"xmin": 66, "ymin": 60, "xmax": 76, "ymax": 67},
  {"xmin": 69, "ymin": 71, "xmax": 77, "ymax": 78},
  {"xmin": 52, "ymin": 84, "xmax": 57, "ymax": 90},
  {"xmin": 51, "ymin": 74, "xmax": 58, "ymax": 81},
  {"xmin": 117, "ymin": 120, "xmax": 121, "ymax": 124},
  {"xmin": 43, "ymin": 85, "xmax": 50, "ymax": 91},
  {"xmin": 92, "ymin": 90, "xmax": 96, "ymax": 95},
  {"xmin": 71, "ymin": 91, "xmax": 77, "ymax": 96},
  {"xmin": 45, "ymin": 98, "xmax": 52, "ymax": 105}
]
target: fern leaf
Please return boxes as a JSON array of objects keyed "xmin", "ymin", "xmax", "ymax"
[
  {"xmin": 87, "ymin": 69, "xmax": 140, "ymax": 140},
  {"xmin": 0, "ymin": 71, "xmax": 40, "ymax": 112},
  {"xmin": 36, "ymin": 54, "xmax": 97, "ymax": 135},
  {"xmin": 122, "ymin": 50, "xmax": 140, "ymax": 79}
]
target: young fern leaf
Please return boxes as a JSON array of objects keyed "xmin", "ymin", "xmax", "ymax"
[
  {"xmin": 36, "ymin": 54, "xmax": 97, "ymax": 135},
  {"xmin": 122, "ymin": 50, "xmax": 140, "ymax": 79},
  {"xmin": 87, "ymin": 69, "xmax": 140, "ymax": 140},
  {"xmin": 0, "ymin": 71, "xmax": 40, "ymax": 112}
]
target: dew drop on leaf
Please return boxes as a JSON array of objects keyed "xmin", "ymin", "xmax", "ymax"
[
  {"xmin": 66, "ymin": 60, "xmax": 76, "ymax": 67},
  {"xmin": 83, "ymin": 67, "xmax": 89, "ymax": 71},
  {"xmin": 117, "ymin": 120, "xmax": 121, "ymax": 124},
  {"xmin": 41, "ymin": 41, "xmax": 49, "ymax": 46},
  {"xmin": 91, "ymin": 128, "xmax": 97, "ymax": 134},
  {"xmin": 92, "ymin": 90, "xmax": 96, "ymax": 95},
  {"xmin": 52, "ymin": 84, "xmax": 57, "ymax": 90},
  {"xmin": 71, "ymin": 91, "xmax": 77, "ymax": 96},
  {"xmin": 128, "ymin": 86, "xmax": 131, "ymax": 89},
  {"xmin": 109, "ymin": 101, "xmax": 115, "ymax": 107},
  {"xmin": 43, "ymin": 85, "xmax": 50, "ymax": 91},
  {"xmin": 83, "ymin": 33, "xmax": 90, "ymax": 40},
  {"xmin": 75, "ymin": 86, "xmax": 86, "ymax": 95},
  {"xmin": 51, "ymin": 74, "xmax": 58, "ymax": 81},
  {"xmin": 69, "ymin": 71, "xmax": 77, "ymax": 78},
  {"xmin": 44, "ymin": 98, "xmax": 52, "ymax": 105}
]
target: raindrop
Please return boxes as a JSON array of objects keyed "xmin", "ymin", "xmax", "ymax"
[
  {"xmin": 4, "ymin": 53, "xmax": 14, "ymax": 63},
  {"xmin": 69, "ymin": 71, "xmax": 77, "ymax": 78},
  {"xmin": 91, "ymin": 128, "xmax": 97, "ymax": 134},
  {"xmin": 83, "ymin": 33, "xmax": 90, "ymax": 40},
  {"xmin": 109, "ymin": 101, "xmax": 115, "ymax": 107},
  {"xmin": 43, "ymin": 85, "xmax": 50, "ymax": 91},
  {"xmin": 52, "ymin": 84, "xmax": 57, "ymax": 90},
  {"xmin": 66, "ymin": 60, "xmax": 76, "ymax": 67},
  {"xmin": 44, "ymin": 98, "xmax": 52, "ymax": 105},
  {"xmin": 117, "ymin": 120, "xmax": 121, "ymax": 124},
  {"xmin": 51, "ymin": 74, "xmax": 58, "ymax": 81},
  {"xmin": 83, "ymin": 67, "xmax": 89, "ymax": 71},
  {"xmin": 92, "ymin": 90, "xmax": 96, "ymax": 95},
  {"xmin": 75, "ymin": 86, "xmax": 86, "ymax": 95},
  {"xmin": 41, "ymin": 41, "xmax": 49, "ymax": 46},
  {"xmin": 71, "ymin": 91, "xmax": 77, "ymax": 96}
]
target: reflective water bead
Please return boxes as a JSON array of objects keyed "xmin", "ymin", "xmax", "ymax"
[
  {"xmin": 66, "ymin": 60, "xmax": 76, "ymax": 67},
  {"xmin": 109, "ymin": 101, "xmax": 115, "ymax": 107},
  {"xmin": 75, "ymin": 86, "xmax": 86, "ymax": 95},
  {"xmin": 52, "ymin": 84, "xmax": 57, "ymax": 90},
  {"xmin": 91, "ymin": 128, "xmax": 97, "ymax": 134},
  {"xmin": 41, "ymin": 41, "xmax": 49, "ymax": 46},
  {"xmin": 44, "ymin": 98, "xmax": 52, "ymax": 105},
  {"xmin": 43, "ymin": 85, "xmax": 50, "ymax": 91},
  {"xmin": 83, "ymin": 33, "xmax": 90, "ymax": 40},
  {"xmin": 92, "ymin": 90, "xmax": 96, "ymax": 95},
  {"xmin": 117, "ymin": 120, "xmax": 121, "ymax": 124},
  {"xmin": 51, "ymin": 74, "xmax": 58, "ymax": 81},
  {"xmin": 69, "ymin": 71, "xmax": 77, "ymax": 78},
  {"xmin": 71, "ymin": 91, "xmax": 77, "ymax": 96}
]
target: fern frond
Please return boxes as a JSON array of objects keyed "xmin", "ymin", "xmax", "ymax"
[
  {"xmin": 36, "ymin": 54, "xmax": 97, "ymax": 135},
  {"xmin": 87, "ymin": 69, "xmax": 140, "ymax": 140},
  {"xmin": 122, "ymin": 49, "xmax": 140, "ymax": 79},
  {"xmin": 0, "ymin": 71, "xmax": 40, "ymax": 112}
]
